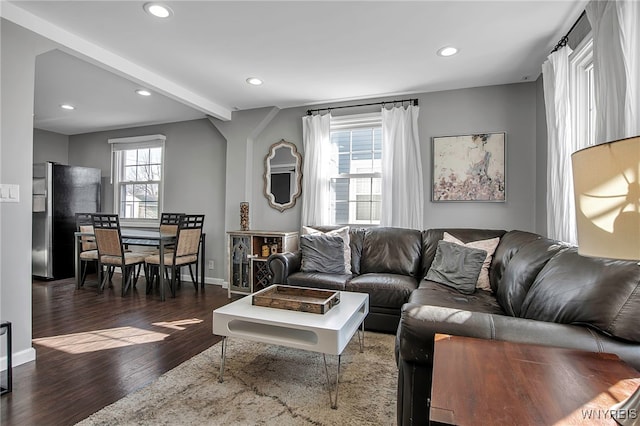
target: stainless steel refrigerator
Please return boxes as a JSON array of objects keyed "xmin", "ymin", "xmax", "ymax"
[{"xmin": 32, "ymin": 162, "xmax": 101, "ymax": 279}]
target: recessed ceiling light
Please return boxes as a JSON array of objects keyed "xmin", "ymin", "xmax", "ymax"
[
  {"xmin": 246, "ymin": 77, "xmax": 263, "ymax": 86},
  {"xmin": 136, "ymin": 89, "xmax": 152, "ymax": 96},
  {"xmin": 60, "ymin": 104, "xmax": 75, "ymax": 110},
  {"xmin": 143, "ymin": 3, "xmax": 173, "ymax": 18},
  {"xmin": 437, "ymin": 46, "xmax": 458, "ymax": 57}
]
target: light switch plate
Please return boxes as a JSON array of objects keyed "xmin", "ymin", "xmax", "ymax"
[{"xmin": 0, "ymin": 184, "xmax": 20, "ymax": 203}]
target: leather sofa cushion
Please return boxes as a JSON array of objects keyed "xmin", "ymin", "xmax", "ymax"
[
  {"xmin": 521, "ymin": 248, "xmax": 640, "ymax": 342},
  {"xmin": 347, "ymin": 273, "xmax": 418, "ymax": 309},
  {"xmin": 412, "ymin": 281, "xmax": 505, "ymax": 315},
  {"xmin": 360, "ymin": 227, "xmax": 423, "ymax": 277},
  {"xmin": 421, "ymin": 229, "xmax": 507, "ymax": 280},
  {"xmin": 490, "ymin": 230, "xmax": 542, "ymax": 293},
  {"xmin": 287, "ymin": 271, "xmax": 350, "ymax": 291},
  {"xmin": 495, "ymin": 237, "xmax": 568, "ymax": 316}
]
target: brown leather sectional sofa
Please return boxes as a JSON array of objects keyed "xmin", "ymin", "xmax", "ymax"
[
  {"xmin": 268, "ymin": 226, "xmax": 426, "ymax": 333},
  {"xmin": 268, "ymin": 226, "xmax": 640, "ymax": 425}
]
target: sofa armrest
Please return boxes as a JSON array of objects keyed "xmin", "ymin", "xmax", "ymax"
[
  {"xmin": 267, "ymin": 251, "xmax": 302, "ymax": 284},
  {"xmin": 397, "ymin": 303, "xmax": 640, "ymax": 367},
  {"xmin": 396, "ymin": 303, "xmax": 495, "ymax": 365},
  {"xmin": 396, "ymin": 303, "xmax": 505, "ymax": 426}
]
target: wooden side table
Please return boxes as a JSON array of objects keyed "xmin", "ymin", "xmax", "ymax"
[
  {"xmin": 431, "ymin": 334, "xmax": 640, "ymax": 425},
  {"xmin": 1, "ymin": 321, "xmax": 12, "ymax": 395}
]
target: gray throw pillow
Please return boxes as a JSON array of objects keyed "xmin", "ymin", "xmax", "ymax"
[
  {"xmin": 300, "ymin": 234, "xmax": 347, "ymax": 274},
  {"xmin": 425, "ymin": 240, "xmax": 487, "ymax": 295}
]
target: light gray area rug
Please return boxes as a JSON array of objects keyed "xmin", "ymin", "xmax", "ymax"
[{"xmin": 77, "ymin": 332, "xmax": 397, "ymax": 425}]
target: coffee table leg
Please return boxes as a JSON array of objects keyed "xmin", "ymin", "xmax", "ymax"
[
  {"xmin": 323, "ymin": 354, "xmax": 341, "ymax": 409},
  {"xmin": 218, "ymin": 337, "xmax": 227, "ymax": 383},
  {"xmin": 357, "ymin": 321, "xmax": 365, "ymax": 353}
]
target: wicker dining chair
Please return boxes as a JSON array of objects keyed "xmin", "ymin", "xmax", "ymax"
[
  {"xmin": 75, "ymin": 213, "xmax": 100, "ymax": 287},
  {"xmin": 92, "ymin": 213, "xmax": 147, "ymax": 296},
  {"xmin": 145, "ymin": 214, "xmax": 204, "ymax": 297}
]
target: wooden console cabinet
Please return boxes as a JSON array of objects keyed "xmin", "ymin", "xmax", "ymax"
[{"xmin": 227, "ymin": 230, "xmax": 298, "ymax": 298}]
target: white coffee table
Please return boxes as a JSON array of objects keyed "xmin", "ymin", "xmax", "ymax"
[{"xmin": 212, "ymin": 287, "xmax": 369, "ymax": 408}]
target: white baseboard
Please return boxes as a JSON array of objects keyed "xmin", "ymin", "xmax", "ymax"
[
  {"xmin": 177, "ymin": 274, "xmax": 228, "ymax": 288},
  {"xmin": 1, "ymin": 346, "xmax": 36, "ymax": 370},
  {"xmin": 109, "ymin": 267, "xmax": 228, "ymax": 288}
]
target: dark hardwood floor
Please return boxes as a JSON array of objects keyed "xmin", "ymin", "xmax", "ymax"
[{"xmin": 1, "ymin": 274, "xmax": 232, "ymax": 426}]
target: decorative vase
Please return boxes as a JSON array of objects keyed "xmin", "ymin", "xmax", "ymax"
[{"xmin": 240, "ymin": 202, "xmax": 249, "ymax": 231}]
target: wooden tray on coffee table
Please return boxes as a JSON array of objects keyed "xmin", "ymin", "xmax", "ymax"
[{"xmin": 252, "ymin": 285, "xmax": 340, "ymax": 314}]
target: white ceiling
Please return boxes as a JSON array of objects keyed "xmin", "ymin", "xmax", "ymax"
[
  {"xmin": 3, "ymin": 0, "xmax": 587, "ymax": 135},
  {"xmin": 34, "ymin": 49, "xmax": 207, "ymax": 135}
]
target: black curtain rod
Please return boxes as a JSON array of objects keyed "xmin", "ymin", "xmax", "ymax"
[
  {"xmin": 550, "ymin": 10, "xmax": 587, "ymax": 53},
  {"xmin": 306, "ymin": 98, "xmax": 418, "ymax": 116}
]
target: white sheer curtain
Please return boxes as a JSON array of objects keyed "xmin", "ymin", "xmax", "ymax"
[
  {"xmin": 543, "ymin": 47, "xmax": 578, "ymax": 244},
  {"xmin": 301, "ymin": 113, "xmax": 332, "ymax": 226},
  {"xmin": 381, "ymin": 105, "xmax": 424, "ymax": 230},
  {"xmin": 586, "ymin": 0, "xmax": 640, "ymax": 143}
]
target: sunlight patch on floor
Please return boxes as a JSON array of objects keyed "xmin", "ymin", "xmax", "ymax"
[
  {"xmin": 152, "ymin": 318, "xmax": 203, "ymax": 330},
  {"xmin": 33, "ymin": 327, "xmax": 170, "ymax": 354}
]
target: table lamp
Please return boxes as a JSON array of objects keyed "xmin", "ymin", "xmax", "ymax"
[{"xmin": 572, "ymin": 135, "xmax": 640, "ymax": 425}]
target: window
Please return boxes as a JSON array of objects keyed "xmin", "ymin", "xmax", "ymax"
[
  {"xmin": 118, "ymin": 147, "xmax": 161, "ymax": 219},
  {"xmin": 330, "ymin": 113, "xmax": 382, "ymax": 225},
  {"xmin": 109, "ymin": 135, "xmax": 165, "ymax": 223}
]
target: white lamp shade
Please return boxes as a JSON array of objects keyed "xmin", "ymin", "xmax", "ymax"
[{"xmin": 571, "ymin": 136, "xmax": 640, "ymax": 260}]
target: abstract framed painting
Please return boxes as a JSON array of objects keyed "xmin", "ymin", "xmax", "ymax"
[{"xmin": 432, "ymin": 132, "xmax": 506, "ymax": 202}]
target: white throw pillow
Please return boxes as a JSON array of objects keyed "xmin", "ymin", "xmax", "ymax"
[
  {"xmin": 442, "ymin": 232, "xmax": 500, "ymax": 292},
  {"xmin": 302, "ymin": 226, "xmax": 352, "ymax": 275}
]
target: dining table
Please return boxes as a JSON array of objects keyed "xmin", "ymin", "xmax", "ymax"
[{"xmin": 74, "ymin": 228, "xmax": 206, "ymax": 301}]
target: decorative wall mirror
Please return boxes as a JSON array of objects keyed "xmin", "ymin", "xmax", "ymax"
[{"xmin": 263, "ymin": 140, "xmax": 302, "ymax": 212}]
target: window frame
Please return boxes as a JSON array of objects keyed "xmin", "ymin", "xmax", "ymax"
[
  {"xmin": 569, "ymin": 33, "xmax": 595, "ymax": 149},
  {"xmin": 329, "ymin": 113, "xmax": 382, "ymax": 226},
  {"xmin": 108, "ymin": 134, "xmax": 166, "ymax": 227}
]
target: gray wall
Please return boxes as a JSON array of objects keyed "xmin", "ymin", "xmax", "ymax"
[
  {"xmin": 1, "ymin": 20, "xmax": 54, "ymax": 366},
  {"xmin": 248, "ymin": 107, "xmax": 304, "ymax": 232},
  {"xmin": 418, "ymin": 83, "xmax": 538, "ymax": 231},
  {"xmin": 230, "ymin": 82, "xmax": 540, "ymax": 234},
  {"xmin": 33, "ymin": 128, "xmax": 69, "ymax": 164},
  {"xmin": 67, "ymin": 118, "xmax": 227, "ymax": 283},
  {"xmin": 212, "ymin": 107, "xmax": 281, "ymax": 239}
]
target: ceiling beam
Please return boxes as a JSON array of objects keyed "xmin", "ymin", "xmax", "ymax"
[{"xmin": 0, "ymin": 2, "xmax": 232, "ymax": 121}]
